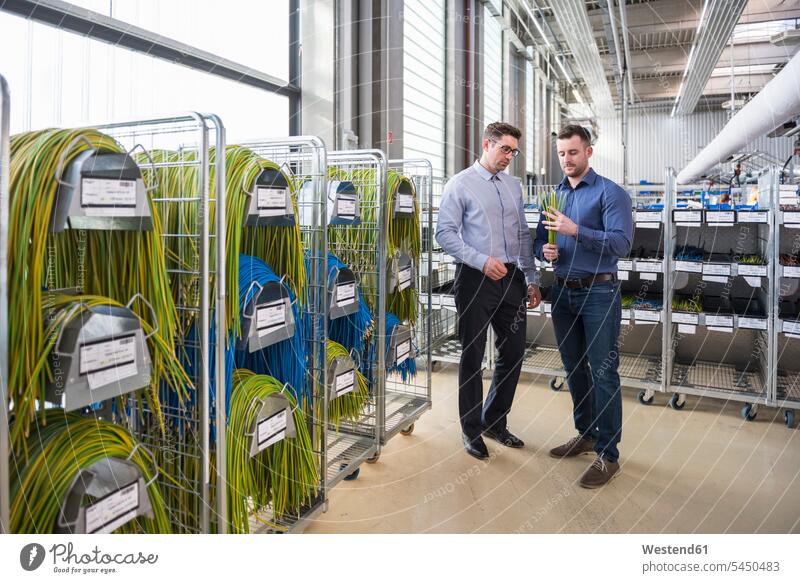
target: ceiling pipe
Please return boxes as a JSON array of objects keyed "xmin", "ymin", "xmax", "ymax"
[
  {"xmin": 617, "ymin": 0, "xmax": 635, "ymax": 105},
  {"xmin": 677, "ymin": 49, "xmax": 800, "ymax": 183}
]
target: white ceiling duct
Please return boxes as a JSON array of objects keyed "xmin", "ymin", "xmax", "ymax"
[
  {"xmin": 677, "ymin": 49, "xmax": 800, "ymax": 183},
  {"xmin": 548, "ymin": 0, "xmax": 615, "ymax": 116}
]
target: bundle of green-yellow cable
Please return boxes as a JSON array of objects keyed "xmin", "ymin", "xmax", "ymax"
[
  {"xmin": 226, "ymin": 369, "xmax": 319, "ymax": 533},
  {"xmin": 326, "ymin": 340, "xmax": 369, "ymax": 430},
  {"xmin": 8, "ymin": 129, "xmax": 189, "ymax": 456},
  {"xmin": 10, "ymin": 409, "xmax": 171, "ymax": 533}
]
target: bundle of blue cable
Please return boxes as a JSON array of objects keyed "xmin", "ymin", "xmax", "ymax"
[
  {"xmin": 385, "ymin": 311, "xmax": 417, "ymax": 381},
  {"xmin": 234, "ymin": 254, "xmax": 309, "ymax": 406}
]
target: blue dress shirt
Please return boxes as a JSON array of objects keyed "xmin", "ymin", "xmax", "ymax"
[
  {"xmin": 534, "ymin": 168, "xmax": 633, "ymax": 278},
  {"xmin": 435, "ymin": 160, "xmax": 538, "ymax": 285}
]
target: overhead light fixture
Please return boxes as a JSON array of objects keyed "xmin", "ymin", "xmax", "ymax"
[
  {"xmin": 555, "ymin": 56, "xmax": 574, "ymax": 85},
  {"xmin": 672, "ymin": 0, "xmax": 708, "ymax": 117},
  {"xmin": 521, "ymin": 1, "xmax": 551, "ymax": 49},
  {"xmin": 572, "ymin": 88, "xmax": 584, "ymax": 104}
]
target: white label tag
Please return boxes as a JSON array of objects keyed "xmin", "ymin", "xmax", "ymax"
[
  {"xmin": 737, "ymin": 211, "xmax": 768, "ymax": 223},
  {"xmin": 442, "ymin": 295, "xmax": 456, "ymax": 310},
  {"xmin": 677, "ymin": 324, "xmax": 696, "ymax": 335},
  {"xmin": 673, "ymin": 210, "xmax": 703, "ymax": 223},
  {"xmin": 708, "ymin": 326, "xmax": 733, "ymax": 333},
  {"xmin": 80, "ymin": 335, "xmax": 137, "ymax": 375},
  {"xmin": 257, "ymin": 187, "xmax": 288, "ymax": 217},
  {"xmin": 736, "ymin": 264, "xmax": 767, "ymax": 277},
  {"xmin": 634, "ymin": 210, "xmax": 662, "ymax": 223},
  {"xmin": 641, "ymin": 272, "xmax": 658, "ymax": 281},
  {"xmin": 784, "ymin": 211, "xmax": 800, "ymax": 223},
  {"xmin": 703, "ymin": 263, "xmax": 731, "ymax": 276},
  {"xmin": 398, "ymin": 266, "xmax": 412, "ymax": 291},
  {"xmin": 256, "ymin": 300, "xmax": 287, "ymax": 336},
  {"xmin": 257, "ymin": 409, "xmax": 288, "ymax": 451},
  {"xmin": 702, "ymin": 275, "xmax": 729, "ymax": 283},
  {"xmin": 396, "ymin": 339, "xmax": 411, "ymax": 364},
  {"xmin": 637, "ymin": 222, "xmax": 661, "ymax": 229},
  {"xmin": 618, "ymin": 270, "xmax": 629, "ymax": 280},
  {"xmin": 675, "ymin": 261, "xmax": 703, "ymax": 273},
  {"xmin": 430, "ymin": 294, "xmax": 442, "ymax": 308},
  {"xmin": 617, "ymin": 260, "xmax": 634, "ymax": 271},
  {"xmin": 783, "ymin": 265, "xmax": 800, "ymax": 278},
  {"xmin": 705, "ymin": 210, "xmax": 735, "ymax": 223},
  {"xmin": 633, "ymin": 309, "xmax": 660, "ymax": 322},
  {"xmin": 705, "ymin": 314, "xmax": 734, "ymax": 328},
  {"xmin": 87, "ymin": 362, "xmax": 139, "ymax": 391},
  {"xmin": 335, "ymin": 369, "xmax": 355, "ymax": 397},
  {"xmin": 620, "ymin": 309, "xmax": 631, "ymax": 320},
  {"xmin": 85, "ymin": 480, "xmax": 140, "ymax": 534},
  {"xmin": 337, "ymin": 196, "xmax": 356, "ymax": 219},
  {"xmin": 81, "ymin": 178, "xmax": 137, "ymax": 216},
  {"xmin": 525, "ymin": 211, "xmax": 539, "ymax": 227},
  {"xmin": 744, "ymin": 276, "xmax": 762, "ymax": 288},
  {"xmin": 336, "ymin": 282, "xmax": 356, "ymax": 306},
  {"xmin": 739, "ymin": 317, "xmax": 767, "ymax": 330},
  {"xmin": 672, "ymin": 312, "xmax": 699, "ymax": 325},
  {"xmin": 635, "ymin": 260, "xmax": 663, "ymax": 273},
  {"xmin": 543, "ymin": 303, "xmax": 552, "ymax": 313},
  {"xmin": 783, "ymin": 320, "xmax": 800, "ymax": 335},
  {"xmin": 396, "ymin": 193, "xmax": 414, "ymax": 213}
]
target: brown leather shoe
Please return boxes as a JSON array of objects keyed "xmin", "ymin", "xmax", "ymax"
[
  {"xmin": 579, "ymin": 455, "xmax": 620, "ymax": 489},
  {"xmin": 549, "ymin": 435, "xmax": 596, "ymax": 458}
]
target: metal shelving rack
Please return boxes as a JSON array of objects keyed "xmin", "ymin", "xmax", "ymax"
[
  {"xmin": 101, "ymin": 113, "xmax": 227, "ymax": 533},
  {"xmin": 325, "ymin": 150, "xmax": 383, "ymax": 470},
  {"xmin": 522, "ymin": 183, "xmax": 667, "ymax": 399},
  {"xmin": 238, "ymin": 137, "xmax": 328, "ymax": 531},
  {"xmin": 771, "ymin": 167, "xmax": 800, "ymax": 427},
  {"xmin": 665, "ymin": 167, "xmax": 775, "ymax": 415},
  {"xmin": 0, "ymin": 74, "xmax": 10, "ymax": 534},
  {"xmin": 385, "ymin": 158, "xmax": 433, "ymax": 441}
]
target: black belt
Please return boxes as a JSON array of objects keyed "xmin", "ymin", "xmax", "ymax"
[{"xmin": 555, "ymin": 272, "xmax": 617, "ymax": 289}]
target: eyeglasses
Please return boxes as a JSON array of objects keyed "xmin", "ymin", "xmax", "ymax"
[{"xmin": 490, "ymin": 138, "xmax": 521, "ymax": 158}]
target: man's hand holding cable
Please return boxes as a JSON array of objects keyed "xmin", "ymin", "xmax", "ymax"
[{"xmin": 542, "ymin": 209, "xmax": 578, "ymax": 237}]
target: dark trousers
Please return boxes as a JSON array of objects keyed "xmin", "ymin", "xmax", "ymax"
[
  {"xmin": 550, "ymin": 279, "xmax": 623, "ymax": 461},
  {"xmin": 454, "ymin": 263, "xmax": 527, "ymax": 441}
]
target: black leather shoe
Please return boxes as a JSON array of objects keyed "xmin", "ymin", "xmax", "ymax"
[
  {"xmin": 483, "ymin": 426, "xmax": 525, "ymax": 448},
  {"xmin": 462, "ymin": 434, "xmax": 489, "ymax": 460}
]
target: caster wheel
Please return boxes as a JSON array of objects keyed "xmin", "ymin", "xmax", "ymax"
[
  {"xmin": 366, "ymin": 451, "xmax": 381, "ymax": 464},
  {"xmin": 668, "ymin": 393, "xmax": 686, "ymax": 410},
  {"xmin": 400, "ymin": 423, "xmax": 415, "ymax": 436},
  {"xmin": 741, "ymin": 404, "xmax": 757, "ymax": 421},
  {"xmin": 549, "ymin": 377, "xmax": 564, "ymax": 391},
  {"xmin": 343, "ymin": 466, "xmax": 360, "ymax": 481},
  {"xmin": 637, "ymin": 390, "xmax": 654, "ymax": 405},
  {"xmin": 785, "ymin": 410, "xmax": 796, "ymax": 429}
]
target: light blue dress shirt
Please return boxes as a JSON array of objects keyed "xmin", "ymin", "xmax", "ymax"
[{"xmin": 435, "ymin": 160, "xmax": 538, "ymax": 285}]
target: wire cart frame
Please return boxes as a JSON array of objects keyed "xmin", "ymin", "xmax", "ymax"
[
  {"xmin": 98, "ymin": 113, "xmax": 227, "ymax": 533},
  {"xmin": 0, "ymin": 74, "xmax": 10, "ymax": 533},
  {"xmin": 325, "ymin": 149, "xmax": 383, "ymax": 472},
  {"xmin": 236, "ymin": 136, "xmax": 328, "ymax": 531},
  {"xmin": 386, "ymin": 158, "xmax": 434, "ymax": 441},
  {"xmin": 665, "ymin": 166, "xmax": 775, "ymax": 415}
]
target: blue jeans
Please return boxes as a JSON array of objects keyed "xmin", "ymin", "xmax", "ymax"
[{"xmin": 551, "ymin": 279, "xmax": 623, "ymax": 461}]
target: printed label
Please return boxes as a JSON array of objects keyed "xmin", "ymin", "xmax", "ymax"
[
  {"xmin": 705, "ymin": 314, "xmax": 734, "ymax": 328},
  {"xmin": 675, "ymin": 261, "xmax": 703, "ymax": 273},
  {"xmin": 641, "ymin": 272, "xmax": 658, "ymax": 281},
  {"xmin": 677, "ymin": 324, "xmax": 696, "ymax": 335},
  {"xmin": 702, "ymin": 275, "xmax": 729, "ymax": 284},
  {"xmin": 635, "ymin": 260, "xmax": 663, "ymax": 272},
  {"xmin": 783, "ymin": 211, "xmax": 800, "ymax": 224},
  {"xmin": 87, "ymin": 362, "xmax": 139, "ymax": 391},
  {"xmin": 81, "ymin": 178, "xmax": 137, "ymax": 217},
  {"xmin": 672, "ymin": 312, "xmax": 699, "ymax": 325},
  {"xmin": 396, "ymin": 340, "xmax": 411, "ymax": 364},
  {"xmin": 257, "ymin": 187, "xmax": 288, "ymax": 217},
  {"xmin": 703, "ymin": 263, "xmax": 732, "ymax": 276},
  {"xmin": 634, "ymin": 211, "xmax": 662, "ymax": 223},
  {"xmin": 399, "ymin": 265, "xmax": 412, "ymax": 291},
  {"xmin": 783, "ymin": 320, "xmax": 800, "ymax": 335},
  {"xmin": 396, "ymin": 193, "xmax": 414, "ymax": 213},
  {"xmin": 736, "ymin": 264, "xmax": 767, "ymax": 277},
  {"xmin": 633, "ymin": 309, "xmax": 660, "ymax": 322},
  {"xmin": 705, "ymin": 210, "xmax": 735, "ymax": 224},
  {"xmin": 85, "ymin": 481, "xmax": 139, "ymax": 534},
  {"xmin": 618, "ymin": 271, "xmax": 629, "ymax": 280},
  {"xmin": 617, "ymin": 260, "xmax": 634, "ymax": 271},
  {"xmin": 256, "ymin": 300, "xmax": 287, "ymax": 336},
  {"xmin": 782, "ymin": 265, "xmax": 800, "ymax": 278},
  {"xmin": 738, "ymin": 317, "xmax": 767, "ymax": 330},
  {"xmin": 80, "ymin": 335, "xmax": 137, "ymax": 375},
  {"xmin": 673, "ymin": 209, "xmax": 703, "ymax": 223},
  {"xmin": 335, "ymin": 369, "xmax": 355, "ymax": 397},
  {"xmin": 257, "ymin": 409, "xmax": 288, "ymax": 451},
  {"xmin": 336, "ymin": 282, "xmax": 356, "ymax": 306},
  {"xmin": 337, "ymin": 195, "xmax": 356, "ymax": 219},
  {"xmin": 737, "ymin": 211, "xmax": 768, "ymax": 223}
]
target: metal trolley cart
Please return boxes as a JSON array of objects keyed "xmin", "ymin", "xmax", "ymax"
[
  {"xmin": 388, "ymin": 158, "xmax": 435, "ymax": 439},
  {"xmin": 101, "ymin": 114, "xmax": 228, "ymax": 533},
  {"xmin": 665, "ymin": 167, "xmax": 775, "ymax": 417},
  {"xmin": 523, "ymin": 183, "xmax": 668, "ymax": 401},
  {"xmin": 771, "ymin": 168, "xmax": 800, "ymax": 428},
  {"xmin": 236, "ymin": 136, "xmax": 329, "ymax": 530}
]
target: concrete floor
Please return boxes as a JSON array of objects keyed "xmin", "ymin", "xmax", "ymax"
[{"xmin": 306, "ymin": 363, "xmax": 800, "ymax": 533}]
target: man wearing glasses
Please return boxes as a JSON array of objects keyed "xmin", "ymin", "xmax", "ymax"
[{"xmin": 435, "ymin": 122, "xmax": 541, "ymax": 460}]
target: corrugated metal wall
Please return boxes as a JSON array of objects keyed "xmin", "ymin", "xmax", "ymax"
[{"xmin": 592, "ymin": 108, "xmax": 797, "ymax": 184}]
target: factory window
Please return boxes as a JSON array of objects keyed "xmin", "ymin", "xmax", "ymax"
[{"xmin": 483, "ymin": 5, "xmax": 503, "ymax": 130}]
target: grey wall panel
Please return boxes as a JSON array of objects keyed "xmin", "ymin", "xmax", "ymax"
[{"xmin": 592, "ymin": 108, "xmax": 797, "ymax": 184}]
